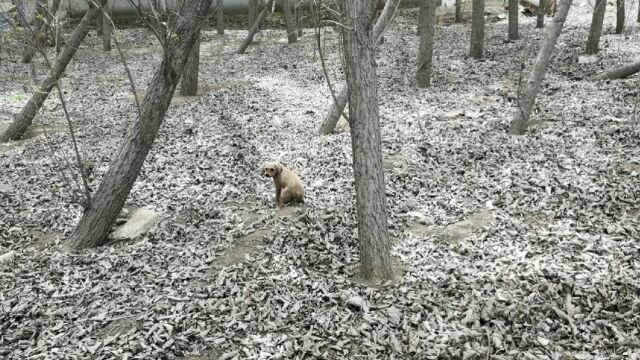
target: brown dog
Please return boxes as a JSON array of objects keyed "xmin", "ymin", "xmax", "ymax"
[{"xmin": 262, "ymin": 162, "xmax": 304, "ymax": 207}]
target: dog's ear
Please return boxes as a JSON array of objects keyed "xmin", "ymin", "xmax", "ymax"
[{"xmin": 275, "ymin": 163, "xmax": 283, "ymax": 174}]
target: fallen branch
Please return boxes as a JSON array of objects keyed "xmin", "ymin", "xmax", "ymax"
[{"xmin": 592, "ymin": 61, "xmax": 640, "ymax": 81}]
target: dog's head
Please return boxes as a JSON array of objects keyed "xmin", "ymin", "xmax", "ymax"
[{"xmin": 262, "ymin": 162, "xmax": 282, "ymax": 178}]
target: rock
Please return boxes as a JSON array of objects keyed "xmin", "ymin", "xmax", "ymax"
[
  {"xmin": 335, "ymin": 116, "xmax": 350, "ymax": 133},
  {"xmin": 578, "ymin": 55, "xmax": 597, "ymax": 64},
  {"xmin": 0, "ymin": 183, "xmax": 13, "ymax": 193},
  {"xmin": 110, "ymin": 206, "xmax": 161, "ymax": 241},
  {"xmin": 405, "ymin": 211, "xmax": 430, "ymax": 224},
  {"xmin": 439, "ymin": 109, "xmax": 464, "ymax": 120},
  {"xmin": 346, "ymin": 296, "xmax": 366, "ymax": 312}
]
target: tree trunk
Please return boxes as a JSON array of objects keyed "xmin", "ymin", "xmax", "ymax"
[
  {"xmin": 469, "ymin": 0, "xmax": 484, "ymax": 58},
  {"xmin": 455, "ymin": 0, "xmax": 463, "ymax": 22},
  {"xmin": 180, "ymin": 33, "xmax": 200, "ymax": 95},
  {"xmin": 282, "ymin": 0, "xmax": 297, "ymax": 43},
  {"xmin": 296, "ymin": 0, "xmax": 303, "ymax": 36},
  {"xmin": 638, "ymin": 0, "xmax": 640, "ymax": 23},
  {"xmin": 217, "ymin": 0, "xmax": 224, "ymax": 35},
  {"xmin": 318, "ymin": 0, "xmax": 400, "ymax": 135},
  {"xmin": 0, "ymin": 2, "xmax": 104, "ymax": 143},
  {"xmin": 416, "ymin": 0, "xmax": 437, "ymax": 88},
  {"xmin": 248, "ymin": 0, "xmax": 258, "ymax": 31},
  {"xmin": 585, "ymin": 0, "xmax": 606, "ymax": 54},
  {"xmin": 16, "ymin": 0, "xmax": 36, "ymax": 26},
  {"xmin": 615, "ymin": 0, "xmax": 624, "ymax": 33},
  {"xmin": 592, "ymin": 61, "xmax": 640, "ymax": 80},
  {"xmin": 509, "ymin": 0, "xmax": 572, "ymax": 135},
  {"xmin": 536, "ymin": 0, "xmax": 545, "ymax": 27},
  {"xmin": 96, "ymin": 8, "xmax": 103, "ymax": 35},
  {"xmin": 102, "ymin": 10, "xmax": 112, "ymax": 51},
  {"xmin": 66, "ymin": 0, "xmax": 213, "ymax": 251},
  {"xmin": 237, "ymin": 0, "xmax": 275, "ymax": 54},
  {"xmin": 508, "ymin": 0, "xmax": 519, "ymax": 40},
  {"xmin": 341, "ymin": 0, "xmax": 393, "ymax": 281}
]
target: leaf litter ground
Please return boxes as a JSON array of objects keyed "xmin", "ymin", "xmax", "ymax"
[{"xmin": 0, "ymin": 2, "xmax": 639, "ymax": 359}]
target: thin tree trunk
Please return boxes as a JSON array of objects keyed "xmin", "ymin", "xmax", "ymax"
[
  {"xmin": 586, "ymin": 0, "xmax": 606, "ymax": 54},
  {"xmin": 22, "ymin": 0, "xmax": 62, "ymax": 63},
  {"xmin": 217, "ymin": 0, "xmax": 224, "ymax": 35},
  {"xmin": 0, "ymin": 2, "xmax": 104, "ymax": 143},
  {"xmin": 508, "ymin": 0, "xmax": 519, "ymax": 40},
  {"xmin": 592, "ymin": 61, "xmax": 640, "ymax": 80},
  {"xmin": 22, "ymin": 0, "xmax": 46, "ymax": 63},
  {"xmin": 341, "ymin": 0, "xmax": 393, "ymax": 281},
  {"xmin": 318, "ymin": 0, "xmax": 400, "ymax": 135},
  {"xmin": 455, "ymin": 0, "xmax": 463, "ymax": 22},
  {"xmin": 180, "ymin": 33, "xmax": 200, "ymax": 95},
  {"xmin": 469, "ymin": 0, "xmax": 484, "ymax": 58},
  {"xmin": 248, "ymin": 0, "xmax": 258, "ymax": 31},
  {"xmin": 66, "ymin": 0, "xmax": 213, "ymax": 251},
  {"xmin": 237, "ymin": 0, "xmax": 275, "ymax": 54},
  {"xmin": 638, "ymin": 0, "xmax": 640, "ymax": 23},
  {"xmin": 296, "ymin": 0, "xmax": 303, "ymax": 36},
  {"xmin": 537, "ymin": 0, "xmax": 545, "ymax": 27},
  {"xmin": 282, "ymin": 0, "xmax": 297, "ymax": 43},
  {"xmin": 102, "ymin": 10, "xmax": 112, "ymax": 51},
  {"xmin": 615, "ymin": 0, "xmax": 624, "ymax": 33},
  {"xmin": 96, "ymin": 8, "xmax": 103, "ymax": 36},
  {"xmin": 416, "ymin": 0, "xmax": 437, "ymax": 88},
  {"xmin": 509, "ymin": 0, "xmax": 572, "ymax": 135}
]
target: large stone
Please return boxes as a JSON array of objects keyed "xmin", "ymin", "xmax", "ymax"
[{"xmin": 109, "ymin": 206, "xmax": 161, "ymax": 240}]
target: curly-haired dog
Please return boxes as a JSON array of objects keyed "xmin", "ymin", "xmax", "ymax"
[{"xmin": 262, "ymin": 162, "xmax": 304, "ymax": 207}]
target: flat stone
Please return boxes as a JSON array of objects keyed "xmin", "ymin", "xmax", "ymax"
[
  {"xmin": 0, "ymin": 183, "xmax": 13, "ymax": 193},
  {"xmin": 439, "ymin": 109, "xmax": 465, "ymax": 120},
  {"xmin": 110, "ymin": 206, "xmax": 161, "ymax": 240},
  {"xmin": 578, "ymin": 55, "xmax": 597, "ymax": 64}
]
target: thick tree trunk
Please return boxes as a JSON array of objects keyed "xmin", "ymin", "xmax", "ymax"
[
  {"xmin": 248, "ymin": 0, "xmax": 258, "ymax": 30},
  {"xmin": 180, "ymin": 33, "xmax": 200, "ymax": 95},
  {"xmin": 282, "ymin": 0, "xmax": 297, "ymax": 43},
  {"xmin": 217, "ymin": 0, "xmax": 225, "ymax": 34},
  {"xmin": 102, "ymin": 10, "xmax": 112, "ymax": 51},
  {"xmin": 536, "ymin": 0, "xmax": 545, "ymax": 27},
  {"xmin": 416, "ymin": 0, "xmax": 437, "ymax": 88},
  {"xmin": 469, "ymin": 0, "xmax": 484, "ymax": 58},
  {"xmin": 585, "ymin": 0, "xmax": 606, "ymax": 54},
  {"xmin": 22, "ymin": 0, "xmax": 62, "ymax": 63},
  {"xmin": 508, "ymin": 0, "xmax": 519, "ymax": 40},
  {"xmin": 638, "ymin": 0, "xmax": 640, "ymax": 23},
  {"xmin": 66, "ymin": 0, "xmax": 213, "ymax": 251},
  {"xmin": 615, "ymin": 0, "xmax": 624, "ymax": 33},
  {"xmin": 509, "ymin": 0, "xmax": 572, "ymax": 135},
  {"xmin": 341, "ymin": 0, "xmax": 393, "ymax": 281},
  {"xmin": 318, "ymin": 0, "xmax": 400, "ymax": 135},
  {"xmin": 295, "ymin": 0, "xmax": 303, "ymax": 36},
  {"xmin": 592, "ymin": 61, "xmax": 640, "ymax": 80},
  {"xmin": 22, "ymin": 0, "xmax": 46, "ymax": 63},
  {"xmin": 0, "ymin": 3, "xmax": 103, "ymax": 143},
  {"xmin": 237, "ymin": 0, "xmax": 275, "ymax": 54},
  {"xmin": 455, "ymin": 0, "xmax": 463, "ymax": 22}
]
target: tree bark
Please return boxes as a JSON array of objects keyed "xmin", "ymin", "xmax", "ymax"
[
  {"xmin": 180, "ymin": 33, "xmax": 200, "ymax": 95},
  {"xmin": 66, "ymin": 0, "xmax": 213, "ymax": 251},
  {"xmin": 637, "ymin": 0, "xmax": 640, "ymax": 23},
  {"xmin": 295, "ymin": 0, "xmax": 303, "ymax": 36},
  {"xmin": 318, "ymin": 0, "xmax": 400, "ymax": 135},
  {"xmin": 282, "ymin": 0, "xmax": 297, "ymax": 43},
  {"xmin": 592, "ymin": 61, "xmax": 640, "ymax": 80},
  {"xmin": 248, "ymin": 0, "xmax": 258, "ymax": 31},
  {"xmin": 341, "ymin": 0, "xmax": 393, "ymax": 281},
  {"xmin": 536, "ymin": 0, "xmax": 545, "ymax": 27},
  {"xmin": 0, "ymin": 2, "xmax": 104, "ymax": 143},
  {"xmin": 455, "ymin": 0, "xmax": 463, "ymax": 22},
  {"xmin": 237, "ymin": 0, "xmax": 275, "ymax": 54},
  {"xmin": 96, "ymin": 8, "xmax": 103, "ymax": 36},
  {"xmin": 469, "ymin": 0, "xmax": 484, "ymax": 58},
  {"xmin": 416, "ymin": 0, "xmax": 437, "ymax": 88},
  {"xmin": 509, "ymin": 0, "xmax": 572, "ymax": 135},
  {"xmin": 615, "ymin": 0, "xmax": 624, "ymax": 33},
  {"xmin": 217, "ymin": 0, "xmax": 224, "ymax": 35},
  {"xmin": 508, "ymin": 0, "xmax": 519, "ymax": 40},
  {"xmin": 102, "ymin": 10, "xmax": 112, "ymax": 51},
  {"xmin": 585, "ymin": 0, "xmax": 606, "ymax": 54}
]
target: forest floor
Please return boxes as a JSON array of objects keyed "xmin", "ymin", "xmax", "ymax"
[{"xmin": 1, "ymin": 1, "xmax": 639, "ymax": 359}]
